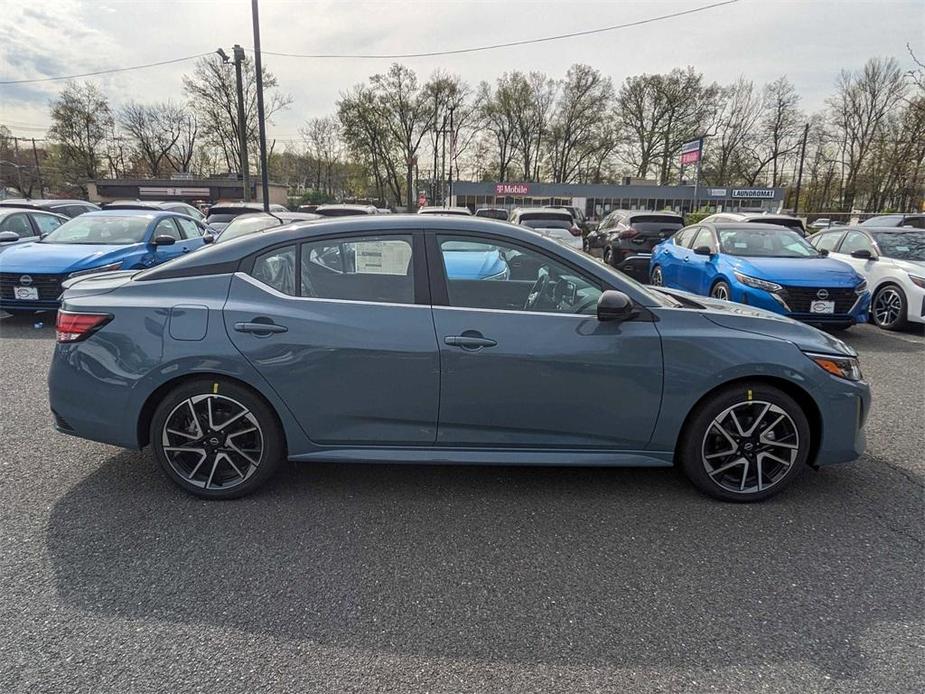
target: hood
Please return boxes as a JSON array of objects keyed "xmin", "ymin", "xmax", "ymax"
[
  {"xmin": 443, "ymin": 250, "xmax": 506, "ymax": 280},
  {"xmin": 729, "ymin": 255, "xmax": 861, "ymax": 286},
  {"xmin": 0, "ymin": 241, "xmax": 142, "ymax": 275},
  {"xmin": 889, "ymin": 257, "xmax": 925, "ymax": 276},
  {"xmin": 659, "ymin": 287, "xmax": 856, "ymax": 357}
]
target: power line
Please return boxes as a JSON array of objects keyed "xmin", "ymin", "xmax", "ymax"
[
  {"xmin": 260, "ymin": 0, "xmax": 740, "ymax": 59},
  {"xmin": 0, "ymin": 52, "xmax": 213, "ymax": 86}
]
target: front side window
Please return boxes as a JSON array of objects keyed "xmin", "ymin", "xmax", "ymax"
[
  {"xmin": 438, "ymin": 235, "xmax": 602, "ymax": 315},
  {"xmin": 31, "ymin": 213, "xmax": 63, "ymax": 234},
  {"xmin": 691, "ymin": 228, "xmax": 717, "ymax": 252},
  {"xmin": 0, "ymin": 213, "xmax": 34, "ymax": 236},
  {"xmin": 810, "ymin": 231, "xmax": 844, "ymax": 252},
  {"xmin": 840, "ymin": 231, "xmax": 875, "ymax": 255},
  {"xmin": 252, "ymin": 245, "xmax": 296, "ymax": 295},
  {"xmin": 175, "ymin": 217, "xmax": 203, "ymax": 238},
  {"xmin": 153, "ymin": 218, "xmax": 182, "ymax": 241},
  {"xmin": 301, "ymin": 235, "xmax": 414, "ymax": 304}
]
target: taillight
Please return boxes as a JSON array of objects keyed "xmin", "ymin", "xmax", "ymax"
[
  {"xmin": 569, "ymin": 225, "xmax": 582, "ymax": 237},
  {"xmin": 56, "ymin": 311, "xmax": 112, "ymax": 343},
  {"xmin": 618, "ymin": 227, "xmax": 639, "ymax": 239}
]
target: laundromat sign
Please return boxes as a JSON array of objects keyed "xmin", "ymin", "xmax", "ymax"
[
  {"xmin": 496, "ymin": 183, "xmax": 530, "ymax": 195},
  {"xmin": 732, "ymin": 189, "xmax": 776, "ymax": 199}
]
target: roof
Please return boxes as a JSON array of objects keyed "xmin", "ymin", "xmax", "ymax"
[
  {"xmin": 0, "ymin": 198, "xmax": 95, "ymax": 207},
  {"xmin": 705, "ymin": 222, "xmax": 808, "ymax": 231},
  {"xmin": 81, "ymin": 209, "xmax": 181, "ymax": 220},
  {"xmin": 512, "ymin": 207, "xmax": 573, "ymax": 216}
]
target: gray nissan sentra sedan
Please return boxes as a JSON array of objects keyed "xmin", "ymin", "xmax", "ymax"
[{"xmin": 48, "ymin": 216, "xmax": 870, "ymax": 502}]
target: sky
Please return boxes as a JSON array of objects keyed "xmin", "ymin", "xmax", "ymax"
[{"xmin": 1, "ymin": 0, "xmax": 923, "ymax": 147}]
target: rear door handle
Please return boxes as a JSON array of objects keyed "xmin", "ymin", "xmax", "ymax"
[
  {"xmin": 234, "ymin": 321, "xmax": 288, "ymax": 335},
  {"xmin": 444, "ymin": 335, "xmax": 497, "ymax": 349}
]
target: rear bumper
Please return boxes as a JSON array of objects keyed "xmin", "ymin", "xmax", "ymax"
[{"xmin": 613, "ymin": 253, "xmax": 652, "ymax": 282}]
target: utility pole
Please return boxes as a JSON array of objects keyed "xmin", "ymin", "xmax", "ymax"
[
  {"xmin": 232, "ymin": 44, "xmax": 251, "ymax": 202},
  {"xmin": 11, "ymin": 139, "xmax": 24, "ymax": 194},
  {"xmin": 31, "ymin": 139, "xmax": 44, "ymax": 198},
  {"xmin": 793, "ymin": 123, "xmax": 810, "ymax": 216},
  {"xmin": 251, "ymin": 0, "xmax": 271, "ymax": 212},
  {"xmin": 447, "ymin": 105, "xmax": 455, "ymax": 207},
  {"xmin": 432, "ymin": 92, "xmax": 439, "ymax": 205}
]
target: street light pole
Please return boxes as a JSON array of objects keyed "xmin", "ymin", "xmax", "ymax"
[
  {"xmin": 250, "ymin": 0, "xmax": 271, "ymax": 212},
  {"xmin": 232, "ymin": 44, "xmax": 251, "ymax": 202}
]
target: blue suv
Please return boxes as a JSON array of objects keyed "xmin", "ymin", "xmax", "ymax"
[{"xmin": 0, "ymin": 210, "xmax": 210, "ymax": 312}]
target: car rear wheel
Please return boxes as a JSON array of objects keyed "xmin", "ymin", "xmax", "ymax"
[
  {"xmin": 679, "ymin": 384, "xmax": 809, "ymax": 502},
  {"xmin": 871, "ymin": 284, "xmax": 908, "ymax": 331},
  {"xmin": 603, "ymin": 247, "xmax": 614, "ymax": 266},
  {"xmin": 650, "ymin": 265, "xmax": 663, "ymax": 286},
  {"xmin": 711, "ymin": 280, "xmax": 732, "ymax": 301},
  {"xmin": 150, "ymin": 378, "xmax": 284, "ymax": 499}
]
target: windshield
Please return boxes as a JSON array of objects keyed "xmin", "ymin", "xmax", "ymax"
[
  {"xmin": 41, "ymin": 216, "xmax": 150, "ymax": 245},
  {"xmin": 718, "ymin": 227, "xmax": 819, "ymax": 257},
  {"xmin": 216, "ymin": 215, "xmax": 281, "ymax": 243},
  {"xmin": 869, "ymin": 231, "xmax": 925, "ymax": 260},
  {"xmin": 860, "ymin": 215, "xmax": 904, "ymax": 227},
  {"xmin": 316, "ymin": 208, "xmax": 367, "ymax": 217}
]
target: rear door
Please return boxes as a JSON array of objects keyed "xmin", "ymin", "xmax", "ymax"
[
  {"xmin": 224, "ymin": 231, "xmax": 440, "ymax": 445},
  {"xmin": 427, "ymin": 231, "xmax": 663, "ymax": 449}
]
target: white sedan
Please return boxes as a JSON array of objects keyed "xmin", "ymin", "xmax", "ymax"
[{"xmin": 809, "ymin": 226, "xmax": 925, "ymax": 330}]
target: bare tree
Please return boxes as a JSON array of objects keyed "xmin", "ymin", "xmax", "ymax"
[
  {"xmin": 828, "ymin": 57, "xmax": 907, "ymax": 210},
  {"xmin": 546, "ymin": 64, "xmax": 614, "ymax": 183},
  {"xmin": 301, "ymin": 115, "xmax": 343, "ymax": 196},
  {"xmin": 47, "ymin": 81, "xmax": 114, "ymax": 192},
  {"xmin": 183, "ymin": 55, "xmax": 291, "ymax": 174},
  {"xmin": 120, "ymin": 102, "xmax": 181, "ymax": 177},
  {"xmin": 706, "ymin": 78, "xmax": 762, "ymax": 185},
  {"xmin": 477, "ymin": 77, "xmax": 519, "ymax": 181}
]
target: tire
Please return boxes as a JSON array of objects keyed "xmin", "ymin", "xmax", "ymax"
[
  {"xmin": 603, "ymin": 247, "xmax": 614, "ymax": 266},
  {"xmin": 710, "ymin": 280, "xmax": 732, "ymax": 301},
  {"xmin": 149, "ymin": 378, "xmax": 285, "ymax": 499},
  {"xmin": 650, "ymin": 265, "xmax": 663, "ymax": 286},
  {"xmin": 871, "ymin": 284, "xmax": 908, "ymax": 331},
  {"xmin": 679, "ymin": 384, "xmax": 810, "ymax": 502}
]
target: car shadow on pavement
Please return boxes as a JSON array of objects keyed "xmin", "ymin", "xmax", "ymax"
[
  {"xmin": 46, "ymin": 450, "xmax": 923, "ymax": 677},
  {"xmin": 0, "ymin": 312, "xmax": 56, "ymax": 340}
]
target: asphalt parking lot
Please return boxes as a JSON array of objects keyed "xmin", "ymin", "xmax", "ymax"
[{"xmin": 0, "ymin": 313, "xmax": 922, "ymax": 693}]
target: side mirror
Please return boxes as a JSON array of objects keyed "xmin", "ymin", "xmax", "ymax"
[
  {"xmin": 152, "ymin": 235, "xmax": 176, "ymax": 246},
  {"xmin": 818, "ymin": 248, "xmax": 829, "ymax": 256},
  {"xmin": 202, "ymin": 233, "xmax": 215, "ymax": 245},
  {"xmin": 597, "ymin": 290, "xmax": 639, "ymax": 322},
  {"xmin": 0, "ymin": 231, "xmax": 21, "ymax": 243},
  {"xmin": 693, "ymin": 245, "xmax": 714, "ymax": 256},
  {"xmin": 850, "ymin": 249, "xmax": 875, "ymax": 260}
]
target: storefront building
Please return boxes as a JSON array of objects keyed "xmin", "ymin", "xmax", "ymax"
[
  {"xmin": 452, "ymin": 182, "xmax": 785, "ymax": 220},
  {"xmin": 87, "ymin": 177, "xmax": 289, "ymax": 208}
]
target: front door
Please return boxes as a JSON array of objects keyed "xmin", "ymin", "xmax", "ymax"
[
  {"xmin": 429, "ymin": 232, "xmax": 663, "ymax": 449},
  {"xmin": 224, "ymin": 232, "xmax": 440, "ymax": 445}
]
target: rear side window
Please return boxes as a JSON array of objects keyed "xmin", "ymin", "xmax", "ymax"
[
  {"xmin": 301, "ymin": 235, "xmax": 414, "ymax": 304},
  {"xmin": 252, "ymin": 246, "xmax": 296, "ymax": 295},
  {"xmin": 673, "ymin": 227, "xmax": 698, "ymax": 247}
]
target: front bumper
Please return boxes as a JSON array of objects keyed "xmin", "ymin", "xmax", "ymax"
[
  {"xmin": 814, "ymin": 375, "xmax": 871, "ymax": 466},
  {"xmin": 730, "ymin": 283, "xmax": 870, "ymax": 326}
]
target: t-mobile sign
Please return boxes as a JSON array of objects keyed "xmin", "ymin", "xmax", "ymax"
[
  {"xmin": 495, "ymin": 183, "xmax": 530, "ymax": 195},
  {"xmin": 680, "ymin": 139, "xmax": 703, "ymax": 166}
]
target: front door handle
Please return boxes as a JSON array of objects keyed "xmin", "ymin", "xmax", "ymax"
[
  {"xmin": 445, "ymin": 335, "xmax": 497, "ymax": 349},
  {"xmin": 682, "ymin": 256, "xmax": 690, "ymax": 262},
  {"xmin": 234, "ymin": 321, "xmax": 288, "ymax": 335}
]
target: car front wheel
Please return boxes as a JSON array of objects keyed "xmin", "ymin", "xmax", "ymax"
[
  {"xmin": 650, "ymin": 265, "xmax": 663, "ymax": 286},
  {"xmin": 871, "ymin": 284, "xmax": 908, "ymax": 331},
  {"xmin": 711, "ymin": 280, "xmax": 732, "ymax": 301},
  {"xmin": 679, "ymin": 384, "xmax": 810, "ymax": 502},
  {"xmin": 150, "ymin": 378, "xmax": 284, "ymax": 499}
]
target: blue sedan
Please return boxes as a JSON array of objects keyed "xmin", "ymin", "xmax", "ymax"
[
  {"xmin": 649, "ymin": 223, "xmax": 870, "ymax": 328},
  {"xmin": 48, "ymin": 216, "xmax": 870, "ymax": 502},
  {"xmin": 0, "ymin": 210, "xmax": 210, "ymax": 312}
]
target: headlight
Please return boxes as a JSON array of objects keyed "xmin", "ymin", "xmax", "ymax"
[
  {"xmin": 854, "ymin": 279, "xmax": 868, "ymax": 294},
  {"xmin": 908, "ymin": 273, "xmax": 925, "ymax": 289},
  {"xmin": 733, "ymin": 271, "xmax": 782, "ymax": 293},
  {"xmin": 805, "ymin": 352, "xmax": 863, "ymax": 381},
  {"xmin": 66, "ymin": 262, "xmax": 123, "ymax": 279}
]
